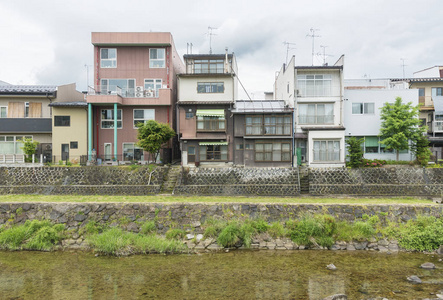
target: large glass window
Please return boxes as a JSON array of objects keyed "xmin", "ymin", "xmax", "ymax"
[
  {"xmin": 0, "ymin": 107, "xmax": 6, "ymax": 118},
  {"xmin": 246, "ymin": 116, "xmax": 263, "ymax": 135},
  {"xmin": 197, "ymin": 116, "xmax": 225, "ymax": 131},
  {"xmin": 246, "ymin": 115, "xmax": 291, "ymax": 135},
  {"xmin": 194, "ymin": 60, "xmax": 225, "ymax": 74},
  {"xmin": 123, "ymin": 143, "xmax": 143, "ymax": 161},
  {"xmin": 144, "ymin": 79, "xmax": 162, "ymax": 97},
  {"xmin": 101, "ymin": 109, "xmax": 122, "ymax": 129},
  {"xmin": 149, "ymin": 49, "xmax": 165, "ymax": 68},
  {"xmin": 299, "ymin": 104, "xmax": 334, "ymax": 124},
  {"xmin": 297, "ymin": 74, "xmax": 332, "ymax": 97},
  {"xmin": 199, "ymin": 144, "xmax": 228, "ymax": 161},
  {"xmin": 313, "ymin": 140, "xmax": 340, "ymax": 161},
  {"xmin": 0, "ymin": 135, "xmax": 31, "ymax": 154},
  {"xmin": 133, "ymin": 109, "xmax": 155, "ymax": 128},
  {"xmin": 54, "ymin": 116, "xmax": 70, "ymax": 127},
  {"xmin": 197, "ymin": 82, "xmax": 224, "ymax": 93},
  {"xmin": 101, "ymin": 79, "xmax": 135, "ymax": 97},
  {"xmin": 100, "ymin": 48, "xmax": 117, "ymax": 68},
  {"xmin": 432, "ymin": 87, "xmax": 443, "ymax": 97},
  {"xmin": 352, "ymin": 103, "xmax": 374, "ymax": 115},
  {"xmin": 255, "ymin": 140, "xmax": 291, "ymax": 162}
]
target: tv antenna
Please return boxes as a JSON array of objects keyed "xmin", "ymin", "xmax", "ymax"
[
  {"xmin": 283, "ymin": 41, "xmax": 296, "ymax": 65},
  {"xmin": 187, "ymin": 43, "xmax": 193, "ymax": 54},
  {"xmin": 400, "ymin": 58, "xmax": 407, "ymax": 78},
  {"xmin": 318, "ymin": 45, "xmax": 333, "ymax": 66},
  {"xmin": 306, "ymin": 28, "xmax": 320, "ymax": 66},
  {"xmin": 207, "ymin": 26, "xmax": 218, "ymax": 54}
]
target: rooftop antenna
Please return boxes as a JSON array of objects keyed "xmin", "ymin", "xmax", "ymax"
[
  {"xmin": 400, "ymin": 58, "xmax": 407, "ymax": 78},
  {"xmin": 306, "ymin": 28, "xmax": 320, "ymax": 66},
  {"xmin": 207, "ymin": 26, "xmax": 217, "ymax": 54},
  {"xmin": 283, "ymin": 41, "xmax": 296, "ymax": 65},
  {"xmin": 84, "ymin": 64, "xmax": 92, "ymax": 89},
  {"xmin": 187, "ymin": 43, "xmax": 193, "ymax": 54},
  {"xmin": 318, "ymin": 45, "xmax": 333, "ymax": 66}
]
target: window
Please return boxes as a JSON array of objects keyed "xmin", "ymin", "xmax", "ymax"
[
  {"xmin": 246, "ymin": 116, "xmax": 263, "ymax": 135},
  {"xmin": 123, "ymin": 143, "xmax": 143, "ymax": 161},
  {"xmin": 54, "ymin": 116, "xmax": 70, "ymax": 126},
  {"xmin": 70, "ymin": 141, "xmax": 78, "ymax": 149},
  {"xmin": 364, "ymin": 136, "xmax": 379, "ymax": 153},
  {"xmin": 149, "ymin": 49, "xmax": 165, "ymax": 68},
  {"xmin": 313, "ymin": 140, "xmax": 340, "ymax": 162},
  {"xmin": 185, "ymin": 111, "xmax": 194, "ymax": 119},
  {"xmin": 199, "ymin": 144, "xmax": 228, "ymax": 161},
  {"xmin": 144, "ymin": 79, "xmax": 162, "ymax": 97},
  {"xmin": 197, "ymin": 82, "xmax": 224, "ymax": 93},
  {"xmin": 297, "ymin": 74, "xmax": 332, "ymax": 97},
  {"xmin": 194, "ymin": 60, "xmax": 225, "ymax": 74},
  {"xmin": 235, "ymin": 144, "xmax": 244, "ymax": 150},
  {"xmin": 0, "ymin": 106, "xmax": 6, "ymax": 118},
  {"xmin": 101, "ymin": 79, "xmax": 135, "ymax": 97},
  {"xmin": 100, "ymin": 48, "xmax": 117, "ymax": 68},
  {"xmin": 352, "ymin": 103, "xmax": 374, "ymax": 115},
  {"xmin": 246, "ymin": 115, "xmax": 291, "ymax": 135},
  {"xmin": 0, "ymin": 135, "xmax": 31, "ymax": 155},
  {"xmin": 299, "ymin": 104, "xmax": 334, "ymax": 124},
  {"xmin": 432, "ymin": 88, "xmax": 443, "ymax": 97},
  {"xmin": 418, "ymin": 88, "xmax": 425, "ymax": 97},
  {"xmin": 101, "ymin": 109, "xmax": 122, "ymax": 129},
  {"xmin": 133, "ymin": 109, "xmax": 155, "ymax": 128},
  {"xmin": 197, "ymin": 116, "xmax": 225, "ymax": 131},
  {"xmin": 255, "ymin": 140, "xmax": 291, "ymax": 162},
  {"xmin": 25, "ymin": 102, "xmax": 29, "ymax": 118}
]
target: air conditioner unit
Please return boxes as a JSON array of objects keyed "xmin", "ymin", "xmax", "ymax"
[
  {"xmin": 145, "ymin": 90, "xmax": 154, "ymax": 98},
  {"xmin": 135, "ymin": 86, "xmax": 144, "ymax": 93},
  {"xmin": 135, "ymin": 92, "xmax": 143, "ymax": 98}
]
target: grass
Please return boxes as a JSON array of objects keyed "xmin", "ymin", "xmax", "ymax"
[{"xmin": 0, "ymin": 194, "xmax": 434, "ymax": 205}]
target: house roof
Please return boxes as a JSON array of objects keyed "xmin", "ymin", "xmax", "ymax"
[
  {"xmin": 183, "ymin": 54, "xmax": 233, "ymax": 60},
  {"xmin": 0, "ymin": 80, "xmax": 10, "ymax": 86},
  {"xmin": 49, "ymin": 101, "xmax": 87, "ymax": 107},
  {"xmin": 232, "ymin": 100, "xmax": 291, "ymax": 114},
  {"xmin": 0, "ymin": 85, "xmax": 57, "ymax": 96},
  {"xmin": 391, "ymin": 78, "xmax": 443, "ymax": 83}
]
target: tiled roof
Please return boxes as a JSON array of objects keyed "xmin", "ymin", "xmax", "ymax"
[
  {"xmin": 0, "ymin": 85, "xmax": 57, "ymax": 95},
  {"xmin": 49, "ymin": 101, "xmax": 87, "ymax": 107},
  {"xmin": 233, "ymin": 100, "xmax": 292, "ymax": 114}
]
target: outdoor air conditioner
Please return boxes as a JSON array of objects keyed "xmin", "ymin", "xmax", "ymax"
[
  {"xmin": 135, "ymin": 86, "xmax": 144, "ymax": 98},
  {"xmin": 145, "ymin": 90, "xmax": 154, "ymax": 98},
  {"xmin": 135, "ymin": 92, "xmax": 143, "ymax": 98}
]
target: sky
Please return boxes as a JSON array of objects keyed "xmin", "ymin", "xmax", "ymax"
[{"xmin": 0, "ymin": 0, "xmax": 442, "ymax": 99}]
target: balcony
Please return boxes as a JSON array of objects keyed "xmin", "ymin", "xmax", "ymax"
[
  {"xmin": 87, "ymin": 85, "xmax": 172, "ymax": 106},
  {"xmin": 0, "ymin": 118, "xmax": 52, "ymax": 133},
  {"xmin": 434, "ymin": 121, "xmax": 443, "ymax": 133}
]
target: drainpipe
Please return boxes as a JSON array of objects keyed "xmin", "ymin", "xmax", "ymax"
[
  {"xmin": 114, "ymin": 103, "xmax": 117, "ymax": 160},
  {"xmin": 88, "ymin": 103, "xmax": 92, "ymax": 160}
]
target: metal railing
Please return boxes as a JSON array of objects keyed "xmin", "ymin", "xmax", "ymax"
[{"xmin": 88, "ymin": 85, "xmax": 158, "ymax": 98}]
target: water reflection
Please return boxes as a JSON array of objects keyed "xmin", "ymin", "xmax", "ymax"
[{"xmin": 0, "ymin": 250, "xmax": 442, "ymax": 299}]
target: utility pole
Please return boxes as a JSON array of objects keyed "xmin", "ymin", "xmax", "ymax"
[
  {"xmin": 208, "ymin": 27, "xmax": 217, "ymax": 54},
  {"xmin": 283, "ymin": 41, "xmax": 297, "ymax": 65},
  {"xmin": 306, "ymin": 28, "xmax": 320, "ymax": 66}
]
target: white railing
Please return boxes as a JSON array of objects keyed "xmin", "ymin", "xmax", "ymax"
[
  {"xmin": 434, "ymin": 121, "xmax": 443, "ymax": 132},
  {"xmin": 88, "ymin": 85, "xmax": 157, "ymax": 98}
]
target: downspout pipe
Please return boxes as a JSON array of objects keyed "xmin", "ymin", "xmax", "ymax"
[
  {"xmin": 114, "ymin": 103, "xmax": 117, "ymax": 160},
  {"xmin": 88, "ymin": 103, "xmax": 92, "ymax": 160}
]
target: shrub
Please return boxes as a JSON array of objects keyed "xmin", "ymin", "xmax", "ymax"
[
  {"xmin": 24, "ymin": 225, "xmax": 65, "ymax": 251},
  {"xmin": 362, "ymin": 158, "xmax": 386, "ymax": 167},
  {"xmin": 202, "ymin": 218, "xmax": 226, "ymax": 238},
  {"xmin": 346, "ymin": 137, "xmax": 364, "ymax": 168},
  {"xmin": 140, "ymin": 221, "xmax": 156, "ymax": 235},
  {"xmin": 217, "ymin": 222, "xmax": 241, "ymax": 247},
  {"xmin": 165, "ymin": 228, "xmax": 186, "ymax": 240},
  {"xmin": 251, "ymin": 217, "xmax": 269, "ymax": 233},
  {"xmin": 268, "ymin": 222, "xmax": 286, "ymax": 239},
  {"xmin": 398, "ymin": 216, "xmax": 443, "ymax": 251}
]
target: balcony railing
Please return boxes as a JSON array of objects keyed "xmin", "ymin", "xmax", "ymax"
[
  {"xmin": 434, "ymin": 121, "xmax": 443, "ymax": 132},
  {"xmin": 88, "ymin": 86, "xmax": 158, "ymax": 98},
  {"xmin": 299, "ymin": 115, "xmax": 334, "ymax": 125}
]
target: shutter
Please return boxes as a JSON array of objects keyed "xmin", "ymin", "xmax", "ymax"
[
  {"xmin": 29, "ymin": 102, "xmax": 42, "ymax": 118},
  {"xmin": 8, "ymin": 102, "xmax": 24, "ymax": 118}
]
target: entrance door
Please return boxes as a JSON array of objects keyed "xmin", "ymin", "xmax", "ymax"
[
  {"xmin": 61, "ymin": 144, "xmax": 69, "ymax": 161},
  {"xmin": 188, "ymin": 146, "xmax": 195, "ymax": 163},
  {"xmin": 104, "ymin": 143, "xmax": 112, "ymax": 160}
]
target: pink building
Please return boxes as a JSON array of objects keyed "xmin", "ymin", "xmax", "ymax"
[{"xmin": 86, "ymin": 32, "xmax": 184, "ymax": 163}]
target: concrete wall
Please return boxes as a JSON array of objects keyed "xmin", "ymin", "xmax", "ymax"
[{"xmin": 178, "ymin": 75, "xmax": 236, "ymax": 102}]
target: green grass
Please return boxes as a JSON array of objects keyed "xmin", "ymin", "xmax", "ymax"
[{"xmin": 0, "ymin": 194, "xmax": 433, "ymax": 205}]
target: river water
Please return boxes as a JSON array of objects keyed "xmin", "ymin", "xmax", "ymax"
[{"xmin": 0, "ymin": 250, "xmax": 442, "ymax": 299}]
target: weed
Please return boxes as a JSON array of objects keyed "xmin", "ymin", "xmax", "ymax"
[
  {"xmin": 268, "ymin": 222, "xmax": 286, "ymax": 239},
  {"xmin": 16, "ymin": 207, "xmax": 23, "ymax": 216},
  {"xmin": 165, "ymin": 228, "xmax": 186, "ymax": 240},
  {"xmin": 217, "ymin": 222, "xmax": 241, "ymax": 247},
  {"xmin": 81, "ymin": 220, "xmax": 103, "ymax": 235},
  {"xmin": 140, "ymin": 221, "xmax": 156, "ymax": 234}
]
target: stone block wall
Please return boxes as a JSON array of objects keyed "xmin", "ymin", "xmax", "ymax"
[
  {"xmin": 309, "ymin": 167, "xmax": 443, "ymax": 196},
  {"xmin": 175, "ymin": 167, "xmax": 300, "ymax": 196},
  {"xmin": 0, "ymin": 166, "xmax": 167, "ymax": 195}
]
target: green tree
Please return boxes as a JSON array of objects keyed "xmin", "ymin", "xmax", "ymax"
[
  {"xmin": 136, "ymin": 120, "xmax": 176, "ymax": 163},
  {"xmin": 379, "ymin": 97, "xmax": 426, "ymax": 161},
  {"xmin": 21, "ymin": 138, "xmax": 39, "ymax": 163},
  {"xmin": 346, "ymin": 137, "xmax": 364, "ymax": 168},
  {"xmin": 411, "ymin": 135, "xmax": 432, "ymax": 166}
]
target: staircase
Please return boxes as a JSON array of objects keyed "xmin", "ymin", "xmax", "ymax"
[
  {"xmin": 160, "ymin": 165, "xmax": 181, "ymax": 194},
  {"xmin": 299, "ymin": 166, "xmax": 310, "ymax": 194}
]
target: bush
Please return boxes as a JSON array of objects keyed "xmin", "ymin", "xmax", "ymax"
[
  {"xmin": 202, "ymin": 218, "xmax": 226, "ymax": 238},
  {"xmin": 268, "ymin": 222, "xmax": 286, "ymax": 239},
  {"xmin": 362, "ymin": 158, "xmax": 386, "ymax": 167},
  {"xmin": 165, "ymin": 228, "xmax": 186, "ymax": 240},
  {"xmin": 140, "ymin": 221, "xmax": 156, "ymax": 234},
  {"xmin": 398, "ymin": 216, "xmax": 443, "ymax": 251},
  {"xmin": 217, "ymin": 223, "xmax": 241, "ymax": 247}
]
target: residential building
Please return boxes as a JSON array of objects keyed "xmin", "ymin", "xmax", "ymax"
[
  {"xmin": 49, "ymin": 83, "xmax": 87, "ymax": 163},
  {"xmin": 86, "ymin": 32, "xmax": 184, "ymax": 163},
  {"xmin": 274, "ymin": 55, "xmax": 346, "ymax": 167},
  {"xmin": 177, "ymin": 52, "xmax": 237, "ymax": 166},
  {"xmin": 231, "ymin": 100, "xmax": 293, "ymax": 167},
  {"xmin": 344, "ymin": 79, "xmax": 418, "ymax": 161}
]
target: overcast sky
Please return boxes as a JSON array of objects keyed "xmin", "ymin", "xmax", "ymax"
[{"xmin": 1, "ymin": 0, "xmax": 442, "ymax": 99}]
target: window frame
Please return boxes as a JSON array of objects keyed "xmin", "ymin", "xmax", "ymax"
[
  {"xmin": 0, "ymin": 135, "xmax": 32, "ymax": 155},
  {"xmin": 313, "ymin": 140, "xmax": 340, "ymax": 162},
  {"xmin": 144, "ymin": 79, "xmax": 162, "ymax": 97},
  {"xmin": 298, "ymin": 103, "xmax": 334, "ymax": 124},
  {"xmin": 0, "ymin": 106, "xmax": 7, "ymax": 118},
  {"xmin": 432, "ymin": 87, "xmax": 443, "ymax": 97},
  {"xmin": 194, "ymin": 59, "xmax": 225, "ymax": 74},
  {"xmin": 196, "ymin": 115, "xmax": 226, "ymax": 132},
  {"xmin": 197, "ymin": 82, "xmax": 224, "ymax": 93},
  {"xmin": 122, "ymin": 143, "xmax": 144, "ymax": 161},
  {"xmin": 351, "ymin": 102, "xmax": 375, "ymax": 115},
  {"xmin": 101, "ymin": 79, "xmax": 135, "ymax": 97},
  {"xmin": 297, "ymin": 74, "xmax": 332, "ymax": 97},
  {"xmin": 54, "ymin": 116, "xmax": 71, "ymax": 127},
  {"xmin": 149, "ymin": 48, "xmax": 166, "ymax": 68},
  {"xmin": 101, "ymin": 109, "xmax": 122, "ymax": 129},
  {"xmin": 70, "ymin": 141, "xmax": 78, "ymax": 149},
  {"xmin": 255, "ymin": 140, "xmax": 291, "ymax": 162},
  {"xmin": 100, "ymin": 48, "xmax": 117, "ymax": 68},
  {"xmin": 133, "ymin": 109, "xmax": 155, "ymax": 128},
  {"xmin": 199, "ymin": 144, "xmax": 228, "ymax": 161}
]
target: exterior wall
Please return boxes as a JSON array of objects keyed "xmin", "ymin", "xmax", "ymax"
[
  {"xmin": 56, "ymin": 83, "xmax": 85, "ymax": 102},
  {"xmin": 307, "ymin": 130, "xmax": 345, "ymax": 168},
  {"xmin": 0, "ymin": 97, "xmax": 51, "ymax": 118},
  {"xmin": 178, "ymin": 75, "xmax": 235, "ymax": 102},
  {"xmin": 413, "ymin": 66, "xmax": 443, "ymax": 78},
  {"xmin": 274, "ymin": 57, "xmax": 295, "ymax": 106},
  {"xmin": 52, "ymin": 107, "xmax": 88, "ymax": 161},
  {"xmin": 343, "ymin": 89, "xmax": 418, "ymax": 161}
]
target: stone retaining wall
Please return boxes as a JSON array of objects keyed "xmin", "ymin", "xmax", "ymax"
[
  {"xmin": 0, "ymin": 166, "xmax": 166, "ymax": 195},
  {"xmin": 175, "ymin": 167, "xmax": 300, "ymax": 196},
  {"xmin": 309, "ymin": 167, "xmax": 443, "ymax": 196},
  {"xmin": 1, "ymin": 202, "xmax": 442, "ymax": 251}
]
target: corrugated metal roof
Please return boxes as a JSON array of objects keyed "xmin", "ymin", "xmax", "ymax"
[
  {"xmin": 232, "ymin": 100, "xmax": 291, "ymax": 114},
  {"xmin": 0, "ymin": 85, "xmax": 57, "ymax": 95}
]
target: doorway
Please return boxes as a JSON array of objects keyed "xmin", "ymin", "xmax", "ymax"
[
  {"xmin": 61, "ymin": 144, "xmax": 69, "ymax": 161},
  {"xmin": 104, "ymin": 143, "xmax": 112, "ymax": 160}
]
